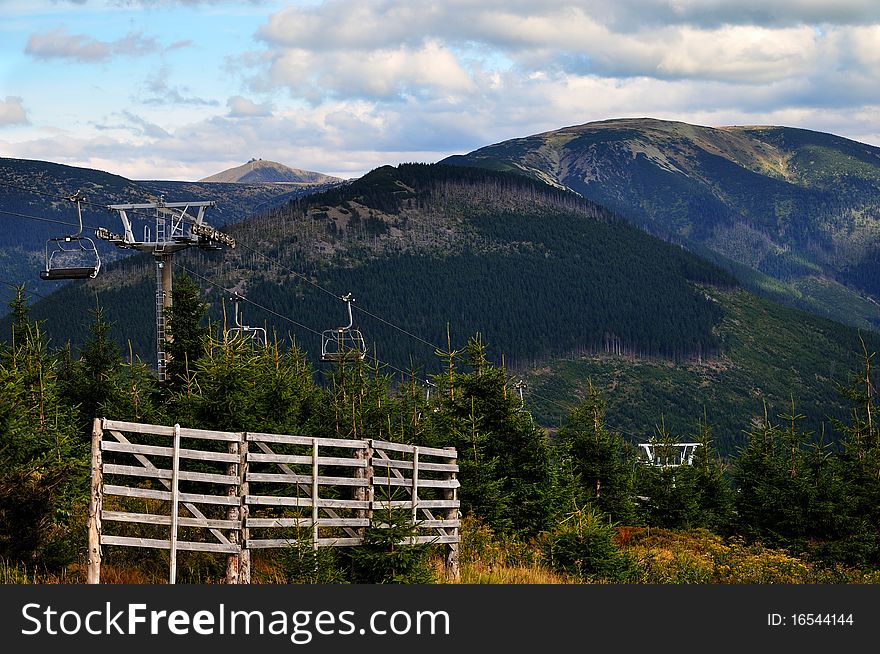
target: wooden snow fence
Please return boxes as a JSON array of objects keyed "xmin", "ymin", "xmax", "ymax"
[{"xmin": 87, "ymin": 418, "xmax": 460, "ymax": 584}]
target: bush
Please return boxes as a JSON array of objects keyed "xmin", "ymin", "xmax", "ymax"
[
  {"xmin": 541, "ymin": 506, "xmax": 636, "ymax": 582},
  {"xmin": 347, "ymin": 505, "xmax": 435, "ymax": 584}
]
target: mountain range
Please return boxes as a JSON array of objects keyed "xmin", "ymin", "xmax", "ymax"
[
  {"xmin": 2, "ymin": 119, "xmax": 879, "ymax": 454},
  {"xmin": 443, "ymin": 118, "xmax": 880, "ymax": 331},
  {"xmin": 0, "ymin": 157, "xmax": 342, "ymax": 309},
  {"xmin": 6, "ymin": 160, "xmax": 876, "ymax": 454},
  {"xmin": 199, "ymin": 159, "xmax": 342, "ymax": 184}
]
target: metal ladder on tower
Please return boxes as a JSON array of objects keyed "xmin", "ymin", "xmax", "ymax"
[{"xmin": 156, "ymin": 263, "xmax": 167, "ymax": 381}]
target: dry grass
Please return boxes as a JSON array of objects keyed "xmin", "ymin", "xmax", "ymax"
[{"xmin": 8, "ymin": 519, "xmax": 880, "ymax": 585}]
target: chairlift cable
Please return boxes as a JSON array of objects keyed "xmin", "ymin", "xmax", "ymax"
[
  {"xmin": 180, "ymin": 264, "xmax": 411, "ymax": 378},
  {"xmin": 177, "ymin": 264, "xmax": 322, "ymax": 337},
  {"xmin": 0, "ymin": 208, "xmax": 101, "ymax": 230}
]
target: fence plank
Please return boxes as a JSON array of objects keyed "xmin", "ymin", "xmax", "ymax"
[
  {"xmin": 245, "ymin": 495, "xmax": 370, "ymax": 510},
  {"xmin": 372, "ymin": 459, "xmax": 459, "ymax": 473},
  {"xmin": 372, "ymin": 476, "xmax": 460, "ymax": 489},
  {"xmin": 102, "ymin": 510, "xmax": 239, "ymax": 530},
  {"xmin": 246, "ymin": 432, "xmax": 367, "ymax": 449},
  {"xmin": 104, "ymin": 485, "xmax": 239, "ymax": 506},
  {"xmin": 246, "ymin": 537, "xmax": 364, "ymax": 549},
  {"xmin": 372, "ymin": 440, "xmax": 457, "ymax": 459},
  {"xmin": 102, "ymin": 440, "xmax": 239, "ymax": 464},
  {"xmin": 372, "ymin": 499, "xmax": 459, "ymax": 510},
  {"xmin": 245, "ymin": 517, "xmax": 369, "ymax": 528},
  {"xmin": 104, "ymin": 464, "xmax": 237, "ymax": 486},
  {"xmin": 407, "ymin": 535, "xmax": 460, "ymax": 545},
  {"xmin": 103, "ymin": 419, "xmax": 239, "ymax": 442},
  {"xmin": 247, "ymin": 452, "xmax": 366, "ymax": 468},
  {"xmin": 415, "ymin": 519, "xmax": 461, "ymax": 529},
  {"xmin": 101, "ymin": 535, "xmax": 238, "ymax": 554}
]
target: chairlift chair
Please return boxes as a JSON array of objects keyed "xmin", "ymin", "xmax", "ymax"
[
  {"xmin": 40, "ymin": 192, "xmax": 101, "ymax": 281},
  {"xmin": 228, "ymin": 293, "xmax": 267, "ymax": 347},
  {"xmin": 321, "ymin": 293, "xmax": 366, "ymax": 362}
]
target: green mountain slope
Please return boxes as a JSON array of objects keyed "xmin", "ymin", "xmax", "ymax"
[
  {"xmin": 10, "ymin": 163, "xmax": 876, "ymax": 453},
  {"xmin": 442, "ymin": 118, "xmax": 880, "ymax": 331}
]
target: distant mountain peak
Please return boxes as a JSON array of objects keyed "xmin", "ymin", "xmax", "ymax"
[{"xmin": 199, "ymin": 159, "xmax": 341, "ymax": 184}]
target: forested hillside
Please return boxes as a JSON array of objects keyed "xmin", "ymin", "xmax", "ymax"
[
  {"xmin": 9, "ymin": 163, "xmax": 878, "ymax": 455},
  {"xmin": 443, "ymin": 118, "xmax": 880, "ymax": 331},
  {"xmin": 18, "ymin": 163, "xmax": 732, "ymax": 364}
]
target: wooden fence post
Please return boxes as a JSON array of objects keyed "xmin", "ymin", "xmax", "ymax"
[
  {"xmin": 411, "ymin": 447, "xmax": 420, "ymax": 540},
  {"xmin": 225, "ymin": 434, "xmax": 240, "ymax": 584},
  {"xmin": 169, "ymin": 423, "xmax": 181, "ymax": 585},
  {"xmin": 239, "ymin": 435, "xmax": 250, "ymax": 584},
  {"xmin": 354, "ymin": 442, "xmax": 367, "ymax": 539},
  {"xmin": 442, "ymin": 446, "xmax": 460, "ymax": 581},
  {"xmin": 311, "ymin": 439, "xmax": 319, "ymax": 549},
  {"xmin": 87, "ymin": 417, "xmax": 103, "ymax": 584},
  {"xmin": 365, "ymin": 440, "xmax": 374, "ymax": 530}
]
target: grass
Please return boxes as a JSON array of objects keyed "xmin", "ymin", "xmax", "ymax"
[{"xmin": 7, "ymin": 515, "xmax": 880, "ymax": 585}]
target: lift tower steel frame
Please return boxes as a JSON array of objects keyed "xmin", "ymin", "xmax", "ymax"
[{"xmin": 99, "ymin": 199, "xmax": 235, "ymax": 381}]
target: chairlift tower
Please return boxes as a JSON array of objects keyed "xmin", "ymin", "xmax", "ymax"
[{"xmin": 98, "ymin": 199, "xmax": 235, "ymax": 381}]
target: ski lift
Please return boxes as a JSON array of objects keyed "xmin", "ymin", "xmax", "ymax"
[
  {"xmin": 514, "ymin": 379, "xmax": 533, "ymax": 422},
  {"xmin": 321, "ymin": 293, "xmax": 366, "ymax": 362},
  {"xmin": 40, "ymin": 192, "xmax": 101, "ymax": 280},
  {"xmin": 228, "ymin": 293, "xmax": 267, "ymax": 347}
]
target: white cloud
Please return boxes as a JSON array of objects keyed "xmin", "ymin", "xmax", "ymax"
[
  {"xmin": 142, "ymin": 66, "xmax": 220, "ymax": 106},
  {"xmin": 227, "ymin": 95, "xmax": 273, "ymax": 117},
  {"xmin": 0, "ymin": 97, "xmax": 29, "ymax": 126},
  {"xmin": 263, "ymin": 40, "xmax": 476, "ymax": 102},
  {"xmin": 6, "ymin": 1, "xmax": 880, "ymax": 180},
  {"xmin": 25, "ymin": 27, "xmax": 156, "ymax": 62}
]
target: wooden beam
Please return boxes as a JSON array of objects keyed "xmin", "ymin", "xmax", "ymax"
[
  {"xmin": 103, "ymin": 464, "xmax": 237, "ymax": 485},
  {"xmin": 87, "ymin": 417, "xmax": 103, "ymax": 584},
  {"xmin": 246, "ymin": 452, "xmax": 366, "ymax": 468},
  {"xmin": 102, "ymin": 511, "xmax": 239, "ymax": 530},
  {"xmin": 246, "ymin": 432, "xmax": 367, "ymax": 449},
  {"xmin": 103, "ymin": 419, "xmax": 240, "ymax": 442},
  {"xmin": 101, "ymin": 535, "xmax": 238, "ymax": 554},
  {"xmin": 169, "ymin": 423, "xmax": 181, "ymax": 585},
  {"xmin": 104, "ymin": 485, "xmax": 240, "ymax": 506},
  {"xmin": 102, "ymin": 440, "xmax": 239, "ymax": 464}
]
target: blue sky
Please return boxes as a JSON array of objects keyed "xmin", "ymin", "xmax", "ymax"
[{"xmin": 2, "ymin": 1, "xmax": 880, "ymax": 180}]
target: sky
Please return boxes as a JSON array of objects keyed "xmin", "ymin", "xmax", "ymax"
[{"xmin": 1, "ymin": 0, "xmax": 880, "ymax": 181}]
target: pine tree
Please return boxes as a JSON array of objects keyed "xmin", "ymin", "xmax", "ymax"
[
  {"xmin": 556, "ymin": 381, "xmax": 636, "ymax": 524},
  {"xmin": 58, "ymin": 305, "xmax": 123, "ymax": 439},
  {"xmin": 421, "ymin": 334, "xmax": 555, "ymax": 537},
  {"xmin": 634, "ymin": 418, "xmax": 700, "ymax": 529},
  {"xmin": 733, "ymin": 402, "xmax": 814, "ymax": 549},
  {"xmin": 0, "ymin": 293, "xmax": 85, "ymax": 567},
  {"xmin": 832, "ymin": 340, "xmax": 880, "ymax": 564},
  {"xmin": 682, "ymin": 410, "xmax": 734, "ymax": 532},
  {"xmin": 164, "ymin": 273, "xmax": 210, "ymax": 391}
]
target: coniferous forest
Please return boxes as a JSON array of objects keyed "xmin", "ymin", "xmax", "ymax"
[{"xmin": 3, "ymin": 280, "xmax": 880, "ymax": 584}]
